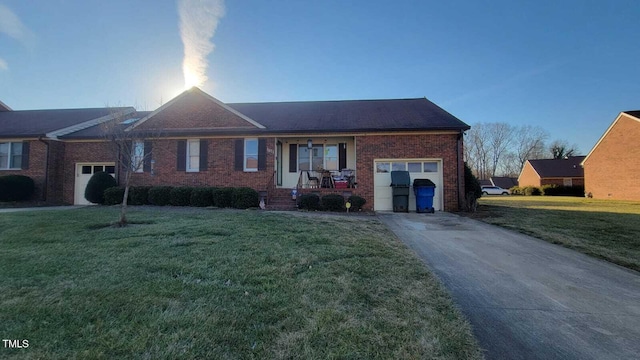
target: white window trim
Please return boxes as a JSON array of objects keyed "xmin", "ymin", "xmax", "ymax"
[
  {"xmin": 131, "ymin": 141, "xmax": 144, "ymax": 173},
  {"xmin": 0, "ymin": 142, "xmax": 21, "ymax": 170},
  {"xmin": 244, "ymin": 138, "xmax": 258, "ymax": 172},
  {"xmin": 187, "ymin": 139, "xmax": 200, "ymax": 173}
]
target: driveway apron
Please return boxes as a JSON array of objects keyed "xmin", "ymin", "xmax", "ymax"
[{"xmin": 378, "ymin": 212, "xmax": 640, "ymax": 360}]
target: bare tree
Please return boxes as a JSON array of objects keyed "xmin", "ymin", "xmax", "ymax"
[
  {"xmin": 549, "ymin": 139, "xmax": 579, "ymax": 159},
  {"xmin": 513, "ymin": 125, "xmax": 548, "ymax": 167},
  {"xmin": 487, "ymin": 123, "xmax": 514, "ymax": 178},
  {"xmin": 101, "ymin": 109, "xmax": 159, "ymax": 226}
]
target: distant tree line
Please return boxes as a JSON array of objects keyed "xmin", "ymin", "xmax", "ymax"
[{"xmin": 464, "ymin": 123, "xmax": 579, "ymax": 179}]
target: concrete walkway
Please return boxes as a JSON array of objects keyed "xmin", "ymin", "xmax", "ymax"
[
  {"xmin": 378, "ymin": 212, "xmax": 640, "ymax": 360},
  {"xmin": 0, "ymin": 206, "xmax": 84, "ymax": 213}
]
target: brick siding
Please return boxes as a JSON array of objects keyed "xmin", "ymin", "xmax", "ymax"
[
  {"xmin": 0, "ymin": 140, "xmax": 47, "ymax": 201},
  {"xmin": 355, "ymin": 133, "xmax": 463, "ymax": 211},
  {"xmin": 583, "ymin": 114, "xmax": 640, "ymax": 201}
]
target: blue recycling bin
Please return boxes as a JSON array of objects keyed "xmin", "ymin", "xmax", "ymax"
[{"xmin": 413, "ymin": 179, "xmax": 436, "ymax": 213}]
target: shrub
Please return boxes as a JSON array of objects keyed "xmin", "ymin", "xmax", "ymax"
[
  {"xmin": 190, "ymin": 187, "xmax": 214, "ymax": 207},
  {"xmin": 213, "ymin": 188, "xmax": 234, "ymax": 208},
  {"xmin": 170, "ymin": 186, "xmax": 193, "ymax": 206},
  {"xmin": 104, "ymin": 187, "xmax": 124, "ymax": 205},
  {"xmin": 347, "ymin": 195, "xmax": 366, "ymax": 211},
  {"xmin": 0, "ymin": 175, "xmax": 35, "ymax": 202},
  {"xmin": 464, "ymin": 163, "xmax": 482, "ymax": 199},
  {"xmin": 298, "ymin": 193, "xmax": 320, "ymax": 210},
  {"xmin": 322, "ymin": 194, "xmax": 345, "ymax": 211},
  {"xmin": 523, "ymin": 186, "xmax": 541, "ymax": 196},
  {"xmin": 84, "ymin": 171, "xmax": 117, "ymax": 204},
  {"xmin": 148, "ymin": 186, "xmax": 173, "ymax": 206},
  {"xmin": 509, "ymin": 186, "xmax": 523, "ymax": 195},
  {"xmin": 542, "ymin": 185, "xmax": 585, "ymax": 197},
  {"xmin": 233, "ymin": 187, "xmax": 259, "ymax": 209},
  {"xmin": 129, "ymin": 186, "xmax": 151, "ymax": 205}
]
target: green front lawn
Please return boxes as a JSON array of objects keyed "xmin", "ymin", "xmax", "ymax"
[
  {"xmin": 474, "ymin": 196, "xmax": 640, "ymax": 271},
  {"xmin": 0, "ymin": 207, "xmax": 482, "ymax": 359}
]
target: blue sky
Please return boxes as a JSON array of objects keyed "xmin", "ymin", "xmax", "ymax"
[{"xmin": 1, "ymin": 0, "xmax": 639, "ymax": 153}]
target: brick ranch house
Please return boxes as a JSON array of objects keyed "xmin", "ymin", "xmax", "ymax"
[
  {"xmin": 582, "ymin": 111, "xmax": 640, "ymax": 201},
  {"xmin": 518, "ymin": 156, "xmax": 585, "ymax": 188},
  {"xmin": 0, "ymin": 87, "xmax": 470, "ymax": 211}
]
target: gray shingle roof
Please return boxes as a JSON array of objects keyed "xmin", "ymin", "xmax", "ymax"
[
  {"xmin": 227, "ymin": 98, "xmax": 469, "ymax": 133},
  {"xmin": 528, "ymin": 156, "xmax": 586, "ymax": 178},
  {"xmin": 0, "ymin": 107, "xmax": 132, "ymax": 138},
  {"xmin": 623, "ymin": 110, "xmax": 640, "ymax": 118},
  {"xmin": 61, "ymin": 111, "xmax": 152, "ymax": 139}
]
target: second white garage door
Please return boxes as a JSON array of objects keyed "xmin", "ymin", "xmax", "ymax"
[{"xmin": 373, "ymin": 159, "xmax": 443, "ymax": 211}]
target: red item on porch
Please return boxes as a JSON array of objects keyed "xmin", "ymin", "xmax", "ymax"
[{"xmin": 334, "ymin": 180, "xmax": 348, "ymax": 189}]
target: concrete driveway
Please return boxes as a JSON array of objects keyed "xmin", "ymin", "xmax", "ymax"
[{"xmin": 378, "ymin": 212, "xmax": 640, "ymax": 360}]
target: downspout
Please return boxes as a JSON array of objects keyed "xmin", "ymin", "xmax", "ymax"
[{"xmin": 38, "ymin": 137, "xmax": 49, "ymax": 202}]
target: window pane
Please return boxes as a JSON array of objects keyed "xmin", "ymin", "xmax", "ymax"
[
  {"xmin": 189, "ymin": 157, "xmax": 199, "ymax": 170},
  {"xmin": 376, "ymin": 162, "xmax": 390, "ymax": 173},
  {"xmin": 189, "ymin": 140, "xmax": 199, "ymax": 156},
  {"xmin": 244, "ymin": 139, "xmax": 258, "ymax": 170},
  {"xmin": 93, "ymin": 166, "xmax": 104, "ymax": 173},
  {"xmin": 312, "ymin": 145, "xmax": 323, "ymax": 170},
  {"xmin": 105, "ymin": 166, "xmax": 115, "ymax": 174},
  {"xmin": 245, "ymin": 139, "xmax": 258, "ymax": 155},
  {"xmin": 424, "ymin": 162, "xmax": 438, "ymax": 172},
  {"xmin": 391, "ymin": 162, "xmax": 406, "ymax": 171},
  {"xmin": 407, "ymin": 162, "xmax": 421, "ymax": 172},
  {"xmin": 82, "ymin": 166, "xmax": 92, "ymax": 174},
  {"xmin": 10, "ymin": 142, "xmax": 22, "ymax": 168},
  {"xmin": 298, "ymin": 146, "xmax": 310, "ymax": 171},
  {"xmin": 134, "ymin": 141, "xmax": 144, "ymax": 156},
  {"xmin": 0, "ymin": 143, "xmax": 8, "ymax": 169},
  {"xmin": 325, "ymin": 145, "xmax": 338, "ymax": 170}
]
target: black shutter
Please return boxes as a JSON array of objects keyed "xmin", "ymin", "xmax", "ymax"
[
  {"xmin": 143, "ymin": 141, "xmax": 152, "ymax": 172},
  {"xmin": 257, "ymin": 138, "xmax": 266, "ymax": 171},
  {"xmin": 177, "ymin": 140, "xmax": 186, "ymax": 171},
  {"xmin": 339, "ymin": 143, "xmax": 347, "ymax": 170},
  {"xmin": 199, "ymin": 140, "xmax": 208, "ymax": 171},
  {"xmin": 234, "ymin": 139, "xmax": 244, "ymax": 171},
  {"xmin": 21, "ymin": 141, "xmax": 30, "ymax": 170},
  {"xmin": 289, "ymin": 144, "xmax": 297, "ymax": 172}
]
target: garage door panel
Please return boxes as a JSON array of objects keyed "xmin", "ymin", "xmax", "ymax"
[
  {"xmin": 373, "ymin": 159, "xmax": 443, "ymax": 211},
  {"xmin": 74, "ymin": 163, "xmax": 116, "ymax": 205}
]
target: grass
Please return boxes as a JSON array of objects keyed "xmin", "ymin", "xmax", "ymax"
[
  {"xmin": 473, "ymin": 196, "xmax": 640, "ymax": 271},
  {"xmin": 0, "ymin": 207, "xmax": 482, "ymax": 359}
]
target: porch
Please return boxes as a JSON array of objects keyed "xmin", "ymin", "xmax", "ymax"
[{"xmin": 273, "ymin": 136, "xmax": 357, "ymax": 190}]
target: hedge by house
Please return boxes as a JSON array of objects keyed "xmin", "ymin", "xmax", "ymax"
[
  {"xmin": 213, "ymin": 188, "xmax": 234, "ymax": 208},
  {"xmin": 0, "ymin": 175, "xmax": 35, "ymax": 202},
  {"xmin": 129, "ymin": 186, "xmax": 151, "ymax": 205},
  {"xmin": 104, "ymin": 187, "xmax": 125, "ymax": 205},
  {"xmin": 321, "ymin": 194, "xmax": 345, "ymax": 211},
  {"xmin": 298, "ymin": 193, "xmax": 321, "ymax": 210},
  {"xmin": 84, "ymin": 172, "xmax": 117, "ymax": 204},
  {"xmin": 190, "ymin": 187, "xmax": 214, "ymax": 207},
  {"xmin": 148, "ymin": 186, "xmax": 173, "ymax": 206},
  {"xmin": 232, "ymin": 187, "xmax": 259, "ymax": 209},
  {"xmin": 169, "ymin": 187, "xmax": 193, "ymax": 206},
  {"xmin": 347, "ymin": 195, "xmax": 366, "ymax": 211}
]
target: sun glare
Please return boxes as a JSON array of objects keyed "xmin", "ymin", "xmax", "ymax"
[{"xmin": 183, "ymin": 64, "xmax": 203, "ymax": 89}]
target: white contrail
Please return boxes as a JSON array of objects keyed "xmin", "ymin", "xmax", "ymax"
[
  {"xmin": 178, "ymin": 0, "xmax": 225, "ymax": 89},
  {"xmin": 0, "ymin": 4, "xmax": 35, "ymax": 71}
]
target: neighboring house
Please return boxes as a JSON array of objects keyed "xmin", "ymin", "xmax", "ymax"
[
  {"xmin": 0, "ymin": 106, "xmax": 138, "ymax": 203},
  {"xmin": 0, "ymin": 87, "xmax": 470, "ymax": 211},
  {"xmin": 518, "ymin": 156, "xmax": 585, "ymax": 188},
  {"xmin": 490, "ymin": 177, "xmax": 518, "ymax": 190},
  {"xmin": 582, "ymin": 111, "xmax": 640, "ymax": 201}
]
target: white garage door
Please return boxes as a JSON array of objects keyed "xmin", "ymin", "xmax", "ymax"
[
  {"xmin": 373, "ymin": 159, "xmax": 443, "ymax": 211},
  {"xmin": 74, "ymin": 163, "xmax": 116, "ymax": 205}
]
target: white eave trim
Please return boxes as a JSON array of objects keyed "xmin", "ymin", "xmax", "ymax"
[
  {"xmin": 0, "ymin": 100, "xmax": 13, "ymax": 111},
  {"xmin": 45, "ymin": 108, "xmax": 136, "ymax": 139},
  {"xmin": 127, "ymin": 87, "xmax": 266, "ymax": 131},
  {"xmin": 581, "ymin": 112, "xmax": 640, "ymax": 166}
]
